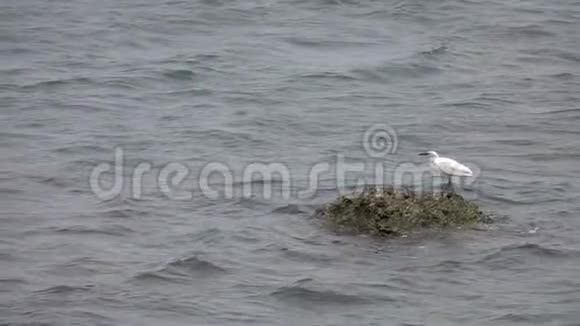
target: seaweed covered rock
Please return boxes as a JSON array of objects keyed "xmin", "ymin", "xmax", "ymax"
[{"xmin": 318, "ymin": 188, "xmax": 491, "ymax": 236}]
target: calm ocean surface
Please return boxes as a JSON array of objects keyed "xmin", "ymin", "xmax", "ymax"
[{"xmin": 2, "ymin": 0, "xmax": 580, "ymax": 325}]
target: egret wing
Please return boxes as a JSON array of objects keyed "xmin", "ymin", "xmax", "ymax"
[{"xmin": 434, "ymin": 157, "xmax": 473, "ymax": 176}]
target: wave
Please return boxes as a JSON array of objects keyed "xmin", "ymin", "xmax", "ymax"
[
  {"xmin": 271, "ymin": 204, "xmax": 307, "ymax": 215},
  {"xmin": 162, "ymin": 69, "xmax": 196, "ymax": 80},
  {"xmin": 100, "ymin": 208, "xmax": 151, "ymax": 219},
  {"xmin": 295, "ymin": 71, "xmax": 358, "ymax": 81},
  {"xmin": 35, "ymin": 284, "xmax": 94, "ymax": 294},
  {"xmin": 20, "ymin": 77, "xmax": 95, "ymax": 90},
  {"xmin": 350, "ymin": 61, "xmax": 442, "ymax": 84},
  {"xmin": 133, "ymin": 255, "xmax": 227, "ymax": 284},
  {"xmin": 279, "ymin": 247, "xmax": 335, "ymax": 264},
  {"xmin": 271, "ymin": 284, "xmax": 371, "ymax": 305},
  {"xmin": 49, "ymin": 144, "xmax": 111, "ymax": 155},
  {"xmin": 166, "ymin": 256, "xmax": 227, "ymax": 273},
  {"xmin": 478, "ymin": 243, "xmax": 580, "ymax": 269},
  {"xmin": 47, "ymin": 224, "xmax": 135, "ymax": 237}
]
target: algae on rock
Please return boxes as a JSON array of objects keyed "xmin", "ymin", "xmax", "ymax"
[{"xmin": 318, "ymin": 187, "xmax": 491, "ymax": 236}]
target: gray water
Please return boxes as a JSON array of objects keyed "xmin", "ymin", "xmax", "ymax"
[{"xmin": 2, "ymin": 0, "xmax": 580, "ymax": 325}]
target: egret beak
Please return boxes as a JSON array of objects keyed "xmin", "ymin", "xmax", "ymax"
[{"xmin": 418, "ymin": 152, "xmax": 429, "ymax": 156}]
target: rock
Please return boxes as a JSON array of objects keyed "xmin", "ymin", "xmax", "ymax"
[{"xmin": 317, "ymin": 187, "xmax": 492, "ymax": 236}]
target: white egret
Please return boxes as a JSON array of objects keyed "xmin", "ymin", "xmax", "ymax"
[{"xmin": 419, "ymin": 151, "xmax": 473, "ymax": 190}]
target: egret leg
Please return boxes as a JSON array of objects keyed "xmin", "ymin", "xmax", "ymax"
[{"xmin": 446, "ymin": 176, "xmax": 453, "ymax": 193}]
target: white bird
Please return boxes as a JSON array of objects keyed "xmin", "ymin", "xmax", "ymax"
[{"xmin": 418, "ymin": 151, "xmax": 473, "ymax": 190}]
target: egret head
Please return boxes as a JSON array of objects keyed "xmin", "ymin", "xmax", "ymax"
[{"xmin": 418, "ymin": 151, "xmax": 439, "ymax": 158}]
